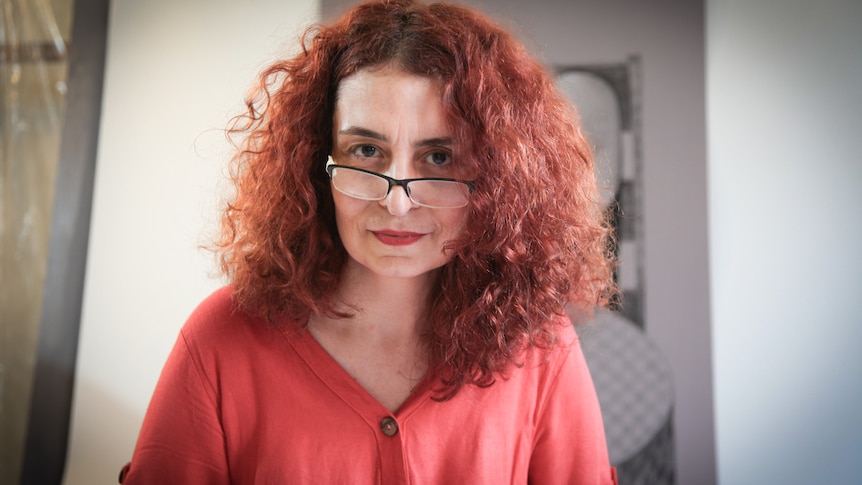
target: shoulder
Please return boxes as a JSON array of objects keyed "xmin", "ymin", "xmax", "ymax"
[
  {"xmin": 179, "ymin": 286, "xmax": 283, "ymax": 353},
  {"xmin": 520, "ymin": 313, "xmax": 580, "ymax": 371},
  {"xmin": 185, "ymin": 286, "xmax": 242, "ymax": 327},
  {"xmin": 511, "ymin": 313, "xmax": 594, "ymax": 405}
]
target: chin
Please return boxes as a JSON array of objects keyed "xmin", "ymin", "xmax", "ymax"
[{"xmin": 350, "ymin": 256, "xmax": 446, "ymax": 281}]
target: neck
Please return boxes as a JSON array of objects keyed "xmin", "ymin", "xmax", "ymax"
[
  {"xmin": 307, "ymin": 261, "xmax": 437, "ymax": 412},
  {"xmin": 324, "ymin": 259, "xmax": 439, "ymax": 341}
]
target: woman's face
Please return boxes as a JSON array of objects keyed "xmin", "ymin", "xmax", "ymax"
[{"xmin": 330, "ymin": 66, "xmax": 468, "ymax": 281}]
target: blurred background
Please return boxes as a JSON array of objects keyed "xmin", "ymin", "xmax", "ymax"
[
  {"xmin": 1, "ymin": 0, "xmax": 73, "ymax": 481},
  {"xmin": 2, "ymin": 0, "xmax": 860, "ymax": 483}
]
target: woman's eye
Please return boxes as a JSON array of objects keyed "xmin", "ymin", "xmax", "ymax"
[
  {"xmin": 352, "ymin": 145, "xmax": 379, "ymax": 158},
  {"xmin": 426, "ymin": 152, "xmax": 452, "ymax": 166}
]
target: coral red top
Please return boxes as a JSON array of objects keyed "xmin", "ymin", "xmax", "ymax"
[{"xmin": 120, "ymin": 287, "xmax": 616, "ymax": 484}]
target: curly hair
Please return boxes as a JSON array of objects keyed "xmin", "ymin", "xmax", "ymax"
[{"xmin": 217, "ymin": 0, "xmax": 617, "ymax": 398}]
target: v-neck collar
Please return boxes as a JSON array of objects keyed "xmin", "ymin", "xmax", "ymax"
[{"xmin": 281, "ymin": 325, "xmax": 436, "ymax": 422}]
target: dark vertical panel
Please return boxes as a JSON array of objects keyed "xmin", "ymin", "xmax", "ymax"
[{"xmin": 21, "ymin": 0, "xmax": 110, "ymax": 482}]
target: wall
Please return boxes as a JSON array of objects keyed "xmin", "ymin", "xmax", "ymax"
[
  {"xmin": 708, "ymin": 0, "xmax": 862, "ymax": 483},
  {"xmin": 62, "ymin": 1, "xmax": 319, "ymax": 483}
]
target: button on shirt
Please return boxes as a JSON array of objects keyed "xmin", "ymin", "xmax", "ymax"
[
  {"xmin": 120, "ymin": 287, "xmax": 616, "ymax": 484},
  {"xmin": 380, "ymin": 417, "xmax": 399, "ymax": 437}
]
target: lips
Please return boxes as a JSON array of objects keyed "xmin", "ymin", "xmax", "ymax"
[{"xmin": 372, "ymin": 230, "xmax": 425, "ymax": 246}]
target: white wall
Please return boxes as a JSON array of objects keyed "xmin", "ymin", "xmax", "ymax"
[
  {"xmin": 63, "ymin": 1, "xmax": 319, "ymax": 483},
  {"xmin": 708, "ymin": 0, "xmax": 862, "ymax": 483}
]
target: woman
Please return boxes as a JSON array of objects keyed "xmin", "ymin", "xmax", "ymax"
[{"xmin": 121, "ymin": 0, "xmax": 617, "ymax": 483}]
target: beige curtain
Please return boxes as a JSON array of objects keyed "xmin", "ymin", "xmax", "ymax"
[{"xmin": 0, "ymin": 1, "xmax": 73, "ymax": 483}]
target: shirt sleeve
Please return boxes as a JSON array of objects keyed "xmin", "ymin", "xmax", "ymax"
[
  {"xmin": 120, "ymin": 328, "xmax": 230, "ymax": 484},
  {"xmin": 528, "ymin": 324, "xmax": 618, "ymax": 485}
]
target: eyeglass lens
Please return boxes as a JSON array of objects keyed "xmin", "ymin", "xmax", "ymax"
[{"xmin": 330, "ymin": 166, "xmax": 470, "ymax": 208}]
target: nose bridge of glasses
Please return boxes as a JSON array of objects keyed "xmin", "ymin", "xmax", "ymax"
[
  {"xmin": 388, "ymin": 177, "xmax": 413, "ymax": 196},
  {"xmin": 378, "ymin": 176, "xmax": 417, "ymax": 213},
  {"xmin": 382, "ymin": 177, "xmax": 417, "ymax": 207}
]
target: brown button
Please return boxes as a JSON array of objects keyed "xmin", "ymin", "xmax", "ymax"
[{"xmin": 380, "ymin": 416, "xmax": 399, "ymax": 437}]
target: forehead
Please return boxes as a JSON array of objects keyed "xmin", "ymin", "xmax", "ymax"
[
  {"xmin": 336, "ymin": 64, "xmax": 443, "ymax": 101},
  {"xmin": 333, "ymin": 66, "xmax": 449, "ymax": 136}
]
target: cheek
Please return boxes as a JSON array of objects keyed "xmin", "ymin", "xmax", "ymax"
[
  {"xmin": 332, "ymin": 192, "xmax": 362, "ymax": 236},
  {"xmin": 333, "ymin": 190, "xmax": 360, "ymax": 218},
  {"xmin": 440, "ymin": 208, "xmax": 469, "ymax": 239}
]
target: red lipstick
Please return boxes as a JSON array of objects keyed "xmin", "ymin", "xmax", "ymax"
[{"xmin": 372, "ymin": 230, "xmax": 424, "ymax": 246}]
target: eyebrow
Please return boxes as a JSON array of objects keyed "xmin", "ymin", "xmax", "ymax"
[{"xmin": 338, "ymin": 126, "xmax": 452, "ymax": 148}]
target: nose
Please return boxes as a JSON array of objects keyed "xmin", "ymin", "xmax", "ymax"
[
  {"xmin": 380, "ymin": 153, "xmax": 419, "ymax": 216},
  {"xmin": 380, "ymin": 183, "xmax": 418, "ymax": 216}
]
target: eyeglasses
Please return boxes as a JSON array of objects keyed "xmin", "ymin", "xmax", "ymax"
[{"xmin": 325, "ymin": 156, "xmax": 475, "ymax": 209}]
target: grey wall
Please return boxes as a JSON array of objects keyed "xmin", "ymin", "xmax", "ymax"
[
  {"xmin": 323, "ymin": 0, "xmax": 716, "ymax": 483},
  {"xmin": 708, "ymin": 0, "xmax": 862, "ymax": 483}
]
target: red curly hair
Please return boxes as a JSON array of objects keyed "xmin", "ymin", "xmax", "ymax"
[{"xmin": 218, "ymin": 0, "xmax": 616, "ymax": 398}]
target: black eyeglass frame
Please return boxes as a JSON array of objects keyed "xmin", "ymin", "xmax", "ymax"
[{"xmin": 325, "ymin": 157, "xmax": 476, "ymax": 207}]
